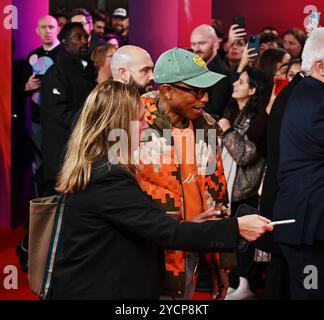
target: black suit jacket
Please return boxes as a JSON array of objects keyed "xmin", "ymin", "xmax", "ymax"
[
  {"xmin": 273, "ymin": 76, "xmax": 324, "ymax": 245},
  {"xmin": 256, "ymin": 73, "xmax": 303, "ymax": 252},
  {"xmin": 49, "ymin": 162, "xmax": 239, "ymax": 299}
]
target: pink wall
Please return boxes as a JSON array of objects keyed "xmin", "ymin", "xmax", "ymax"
[
  {"xmin": 214, "ymin": 0, "xmax": 324, "ymax": 35},
  {"xmin": 0, "ymin": 0, "xmax": 12, "ymax": 228},
  {"xmin": 178, "ymin": 0, "xmax": 212, "ymax": 49},
  {"xmin": 129, "ymin": 0, "xmax": 212, "ymax": 62},
  {"xmin": 129, "ymin": 0, "xmax": 179, "ymax": 62},
  {"xmin": 13, "ymin": 0, "xmax": 49, "ymax": 60},
  {"xmin": 0, "ymin": 0, "xmax": 49, "ymax": 228}
]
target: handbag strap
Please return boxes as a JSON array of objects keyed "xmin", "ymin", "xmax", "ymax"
[{"xmin": 41, "ymin": 193, "xmax": 66, "ymax": 299}]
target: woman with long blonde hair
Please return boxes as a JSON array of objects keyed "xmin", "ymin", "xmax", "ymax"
[
  {"xmin": 48, "ymin": 80, "xmax": 272, "ymax": 300},
  {"xmin": 56, "ymin": 80, "xmax": 137, "ymax": 194}
]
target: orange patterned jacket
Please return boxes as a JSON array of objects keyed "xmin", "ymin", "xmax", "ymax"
[{"xmin": 136, "ymin": 92, "xmax": 228, "ymax": 297}]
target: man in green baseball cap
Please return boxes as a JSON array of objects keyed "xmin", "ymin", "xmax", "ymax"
[
  {"xmin": 151, "ymin": 47, "xmax": 224, "ymax": 126},
  {"xmin": 154, "ymin": 47, "xmax": 224, "ymax": 88},
  {"xmin": 138, "ymin": 47, "xmax": 230, "ymax": 300}
]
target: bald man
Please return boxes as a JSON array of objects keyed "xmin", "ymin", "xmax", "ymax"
[
  {"xmin": 22, "ymin": 15, "xmax": 61, "ymax": 160},
  {"xmin": 191, "ymin": 24, "xmax": 221, "ymax": 64},
  {"xmin": 24, "ymin": 16, "xmax": 60, "ymax": 93},
  {"xmin": 18, "ymin": 15, "xmax": 60, "ymax": 273},
  {"xmin": 190, "ymin": 24, "xmax": 232, "ymax": 118},
  {"xmin": 111, "ymin": 45, "xmax": 154, "ymax": 94}
]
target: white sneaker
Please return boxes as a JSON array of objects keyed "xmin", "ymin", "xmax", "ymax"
[
  {"xmin": 225, "ymin": 277, "xmax": 255, "ymax": 300},
  {"xmin": 227, "ymin": 287, "xmax": 236, "ymax": 295}
]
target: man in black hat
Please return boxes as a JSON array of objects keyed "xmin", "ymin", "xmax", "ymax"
[{"xmin": 110, "ymin": 8, "xmax": 129, "ymax": 46}]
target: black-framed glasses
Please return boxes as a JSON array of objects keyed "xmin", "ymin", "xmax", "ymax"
[{"xmin": 170, "ymin": 83, "xmax": 207, "ymax": 100}]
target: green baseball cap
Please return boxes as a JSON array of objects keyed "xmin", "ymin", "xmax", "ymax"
[{"xmin": 154, "ymin": 48, "xmax": 225, "ymax": 88}]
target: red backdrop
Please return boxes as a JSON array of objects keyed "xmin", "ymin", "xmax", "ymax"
[
  {"xmin": 178, "ymin": 0, "xmax": 212, "ymax": 49},
  {"xmin": 0, "ymin": 0, "xmax": 12, "ymax": 228},
  {"xmin": 214, "ymin": 0, "xmax": 324, "ymax": 35},
  {"xmin": 129, "ymin": 0, "xmax": 212, "ymax": 62}
]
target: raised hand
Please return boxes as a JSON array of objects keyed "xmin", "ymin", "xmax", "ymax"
[
  {"xmin": 224, "ymin": 24, "xmax": 247, "ymax": 52},
  {"xmin": 237, "ymin": 45, "xmax": 258, "ymax": 73}
]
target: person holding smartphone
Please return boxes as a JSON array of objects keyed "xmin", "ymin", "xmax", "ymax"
[
  {"xmin": 226, "ymin": 38, "xmax": 247, "ymax": 71},
  {"xmin": 223, "ymin": 17, "xmax": 247, "ymax": 54},
  {"xmin": 17, "ymin": 15, "xmax": 61, "ymax": 274}
]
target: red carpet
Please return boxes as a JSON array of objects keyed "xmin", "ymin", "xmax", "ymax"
[
  {"xmin": 0, "ymin": 227, "xmax": 208, "ymax": 300},
  {"xmin": 0, "ymin": 227, "xmax": 38, "ymax": 300}
]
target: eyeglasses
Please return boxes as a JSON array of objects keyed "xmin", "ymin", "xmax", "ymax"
[{"xmin": 170, "ymin": 83, "xmax": 208, "ymax": 100}]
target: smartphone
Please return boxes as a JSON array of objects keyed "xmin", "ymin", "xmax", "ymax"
[
  {"xmin": 274, "ymin": 78, "xmax": 289, "ymax": 96},
  {"xmin": 310, "ymin": 11, "xmax": 321, "ymax": 27},
  {"xmin": 232, "ymin": 16, "xmax": 245, "ymax": 29},
  {"xmin": 247, "ymin": 35, "xmax": 261, "ymax": 57}
]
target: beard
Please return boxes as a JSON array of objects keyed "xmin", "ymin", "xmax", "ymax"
[
  {"xmin": 113, "ymin": 25, "xmax": 125, "ymax": 34},
  {"xmin": 78, "ymin": 45, "xmax": 89, "ymax": 59},
  {"xmin": 128, "ymin": 76, "xmax": 155, "ymax": 95}
]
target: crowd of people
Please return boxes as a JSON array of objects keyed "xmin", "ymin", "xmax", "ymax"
[{"xmin": 15, "ymin": 6, "xmax": 324, "ymax": 300}]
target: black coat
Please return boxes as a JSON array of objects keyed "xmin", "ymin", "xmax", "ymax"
[
  {"xmin": 21, "ymin": 45, "xmax": 60, "ymax": 123},
  {"xmin": 40, "ymin": 47, "xmax": 96, "ymax": 181},
  {"xmin": 48, "ymin": 162, "xmax": 240, "ymax": 299},
  {"xmin": 256, "ymin": 73, "xmax": 303, "ymax": 252},
  {"xmin": 205, "ymin": 55, "xmax": 232, "ymax": 118},
  {"xmin": 273, "ymin": 76, "xmax": 324, "ymax": 245}
]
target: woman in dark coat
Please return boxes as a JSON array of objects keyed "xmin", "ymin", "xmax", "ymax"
[{"xmin": 48, "ymin": 81, "xmax": 272, "ymax": 299}]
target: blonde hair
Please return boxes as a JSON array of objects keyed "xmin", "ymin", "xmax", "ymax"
[
  {"xmin": 91, "ymin": 44, "xmax": 116, "ymax": 69},
  {"xmin": 56, "ymin": 81, "xmax": 139, "ymax": 194}
]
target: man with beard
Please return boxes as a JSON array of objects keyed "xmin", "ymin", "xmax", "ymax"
[
  {"xmin": 111, "ymin": 45, "xmax": 154, "ymax": 94},
  {"xmin": 191, "ymin": 24, "xmax": 232, "ymax": 118},
  {"xmin": 40, "ymin": 22, "xmax": 96, "ymax": 194},
  {"xmin": 135, "ymin": 47, "xmax": 272, "ymax": 300},
  {"xmin": 110, "ymin": 8, "xmax": 129, "ymax": 47}
]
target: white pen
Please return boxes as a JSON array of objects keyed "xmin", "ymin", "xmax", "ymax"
[{"xmin": 269, "ymin": 219, "xmax": 296, "ymax": 226}]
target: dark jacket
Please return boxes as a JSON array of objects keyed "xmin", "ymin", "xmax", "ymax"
[
  {"xmin": 21, "ymin": 45, "xmax": 60, "ymax": 123},
  {"xmin": 256, "ymin": 73, "xmax": 303, "ymax": 252},
  {"xmin": 48, "ymin": 162, "xmax": 240, "ymax": 300},
  {"xmin": 40, "ymin": 47, "xmax": 96, "ymax": 181},
  {"xmin": 273, "ymin": 76, "xmax": 324, "ymax": 245},
  {"xmin": 205, "ymin": 55, "xmax": 232, "ymax": 118}
]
